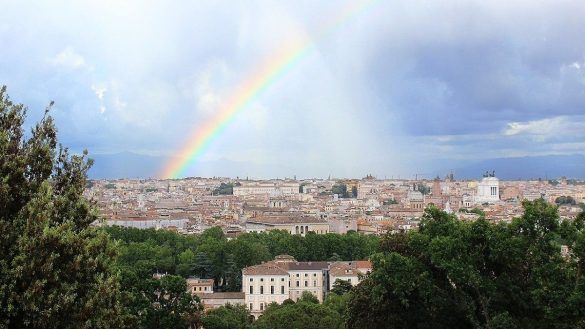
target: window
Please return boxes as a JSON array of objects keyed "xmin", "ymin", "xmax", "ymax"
[
  {"xmin": 260, "ymin": 278, "xmax": 264, "ymax": 282},
  {"xmin": 271, "ymin": 286, "xmax": 274, "ymax": 294},
  {"xmin": 313, "ymin": 273, "xmax": 317, "ymax": 277},
  {"xmin": 250, "ymin": 278, "xmax": 253, "ymax": 282},
  {"xmin": 313, "ymin": 281, "xmax": 317, "ymax": 287},
  {"xmin": 260, "ymin": 286, "xmax": 264, "ymax": 294},
  {"xmin": 270, "ymin": 278, "xmax": 274, "ymax": 282},
  {"xmin": 250, "ymin": 286, "xmax": 253, "ymax": 294},
  {"xmin": 304, "ymin": 281, "xmax": 308, "ymax": 287},
  {"xmin": 249, "ymin": 303, "xmax": 253, "ymax": 310},
  {"xmin": 281, "ymin": 286, "xmax": 285, "ymax": 294},
  {"xmin": 296, "ymin": 281, "xmax": 300, "ymax": 287},
  {"xmin": 296, "ymin": 274, "xmax": 299, "ymax": 277},
  {"xmin": 304, "ymin": 273, "xmax": 308, "ymax": 277},
  {"xmin": 260, "ymin": 303, "xmax": 264, "ymax": 311},
  {"xmin": 281, "ymin": 278, "xmax": 285, "ymax": 282}
]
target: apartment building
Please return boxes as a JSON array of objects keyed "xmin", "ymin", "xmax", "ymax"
[
  {"xmin": 242, "ymin": 255, "xmax": 371, "ymax": 317},
  {"xmin": 329, "ymin": 261, "xmax": 372, "ymax": 290},
  {"xmin": 234, "ymin": 181, "xmax": 300, "ymax": 196},
  {"xmin": 242, "ymin": 259, "xmax": 290, "ymax": 318}
]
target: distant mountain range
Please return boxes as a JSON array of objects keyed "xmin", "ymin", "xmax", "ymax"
[
  {"xmin": 87, "ymin": 152, "xmax": 585, "ymax": 180},
  {"xmin": 449, "ymin": 154, "xmax": 585, "ymax": 180}
]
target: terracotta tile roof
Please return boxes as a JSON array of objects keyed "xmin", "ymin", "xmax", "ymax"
[
  {"xmin": 242, "ymin": 261, "xmax": 289, "ymax": 275},
  {"xmin": 200, "ymin": 292, "xmax": 245, "ymax": 300},
  {"xmin": 283, "ymin": 261, "xmax": 330, "ymax": 271}
]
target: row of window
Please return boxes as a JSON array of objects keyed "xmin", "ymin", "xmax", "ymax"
[
  {"xmin": 249, "ymin": 273, "xmax": 319, "ymax": 282},
  {"xmin": 293, "ymin": 280, "xmax": 317, "ymax": 287},
  {"xmin": 250, "ymin": 303, "xmax": 265, "ymax": 311},
  {"xmin": 249, "ymin": 286, "xmax": 286, "ymax": 294},
  {"xmin": 250, "ymin": 277, "xmax": 286, "ymax": 282}
]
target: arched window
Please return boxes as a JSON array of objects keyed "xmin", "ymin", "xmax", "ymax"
[
  {"xmin": 295, "ymin": 226, "xmax": 299, "ymax": 234},
  {"xmin": 260, "ymin": 286, "xmax": 264, "ymax": 294},
  {"xmin": 305, "ymin": 225, "xmax": 309, "ymax": 233}
]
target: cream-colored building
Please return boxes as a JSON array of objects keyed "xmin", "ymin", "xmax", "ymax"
[
  {"xmin": 242, "ymin": 260, "xmax": 290, "ymax": 318},
  {"xmin": 245, "ymin": 216, "xmax": 330, "ymax": 235},
  {"xmin": 286, "ymin": 262, "xmax": 329, "ymax": 303},
  {"xmin": 242, "ymin": 256, "xmax": 371, "ymax": 317},
  {"xmin": 186, "ymin": 277, "xmax": 214, "ymax": 295},
  {"xmin": 234, "ymin": 181, "xmax": 300, "ymax": 196},
  {"xmin": 200, "ymin": 292, "xmax": 245, "ymax": 311},
  {"xmin": 329, "ymin": 261, "xmax": 372, "ymax": 290}
]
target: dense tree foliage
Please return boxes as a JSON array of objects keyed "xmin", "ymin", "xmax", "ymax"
[
  {"xmin": 556, "ymin": 195, "xmax": 576, "ymax": 205},
  {"xmin": 105, "ymin": 226, "xmax": 379, "ymax": 293},
  {"xmin": 330, "ymin": 279, "xmax": 353, "ymax": 296},
  {"xmin": 201, "ymin": 304, "xmax": 253, "ymax": 329},
  {"xmin": 252, "ymin": 292, "xmax": 343, "ymax": 329},
  {"xmin": 212, "ymin": 183, "xmax": 234, "ymax": 195},
  {"xmin": 138, "ymin": 275, "xmax": 203, "ymax": 328},
  {"xmin": 332, "ymin": 183, "xmax": 349, "ymax": 198},
  {"xmin": 417, "ymin": 183, "xmax": 431, "ymax": 195},
  {"xmin": 347, "ymin": 200, "xmax": 585, "ymax": 329},
  {"xmin": 0, "ymin": 86, "xmax": 124, "ymax": 328}
]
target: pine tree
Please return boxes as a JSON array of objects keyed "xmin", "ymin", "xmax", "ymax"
[{"xmin": 0, "ymin": 86, "xmax": 123, "ymax": 328}]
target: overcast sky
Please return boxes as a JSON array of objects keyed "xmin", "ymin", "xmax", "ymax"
[{"xmin": 1, "ymin": 0, "xmax": 584, "ymax": 178}]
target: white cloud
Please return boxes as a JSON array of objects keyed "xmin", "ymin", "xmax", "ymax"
[
  {"xmin": 50, "ymin": 47, "xmax": 86, "ymax": 69},
  {"xmin": 91, "ymin": 85, "xmax": 107, "ymax": 100},
  {"xmin": 503, "ymin": 116, "xmax": 585, "ymax": 141}
]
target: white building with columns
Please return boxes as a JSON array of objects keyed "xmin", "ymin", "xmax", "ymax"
[{"xmin": 475, "ymin": 173, "xmax": 500, "ymax": 204}]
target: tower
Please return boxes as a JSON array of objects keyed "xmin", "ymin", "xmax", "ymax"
[{"xmin": 432, "ymin": 177, "xmax": 442, "ymax": 196}]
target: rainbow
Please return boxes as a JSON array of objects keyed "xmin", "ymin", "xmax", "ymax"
[{"xmin": 161, "ymin": 0, "xmax": 377, "ymax": 179}]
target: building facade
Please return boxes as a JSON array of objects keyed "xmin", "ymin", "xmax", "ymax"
[
  {"xmin": 475, "ymin": 174, "xmax": 500, "ymax": 204},
  {"xmin": 241, "ymin": 255, "xmax": 371, "ymax": 318}
]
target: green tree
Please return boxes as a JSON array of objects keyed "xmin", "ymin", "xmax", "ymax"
[
  {"xmin": 555, "ymin": 195, "xmax": 576, "ymax": 205},
  {"xmin": 201, "ymin": 303, "xmax": 252, "ymax": 329},
  {"xmin": 332, "ymin": 183, "xmax": 349, "ymax": 198},
  {"xmin": 177, "ymin": 249, "xmax": 197, "ymax": 277},
  {"xmin": 253, "ymin": 297, "xmax": 343, "ymax": 329},
  {"xmin": 298, "ymin": 291, "xmax": 319, "ymax": 304},
  {"xmin": 330, "ymin": 279, "xmax": 353, "ymax": 295},
  {"xmin": 142, "ymin": 275, "xmax": 203, "ymax": 329},
  {"xmin": 416, "ymin": 183, "xmax": 430, "ymax": 195},
  {"xmin": 323, "ymin": 292, "xmax": 351, "ymax": 319},
  {"xmin": 192, "ymin": 252, "xmax": 214, "ymax": 279},
  {"xmin": 212, "ymin": 183, "xmax": 234, "ymax": 195},
  {"xmin": 0, "ymin": 87, "xmax": 123, "ymax": 328},
  {"xmin": 347, "ymin": 201, "xmax": 585, "ymax": 329}
]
